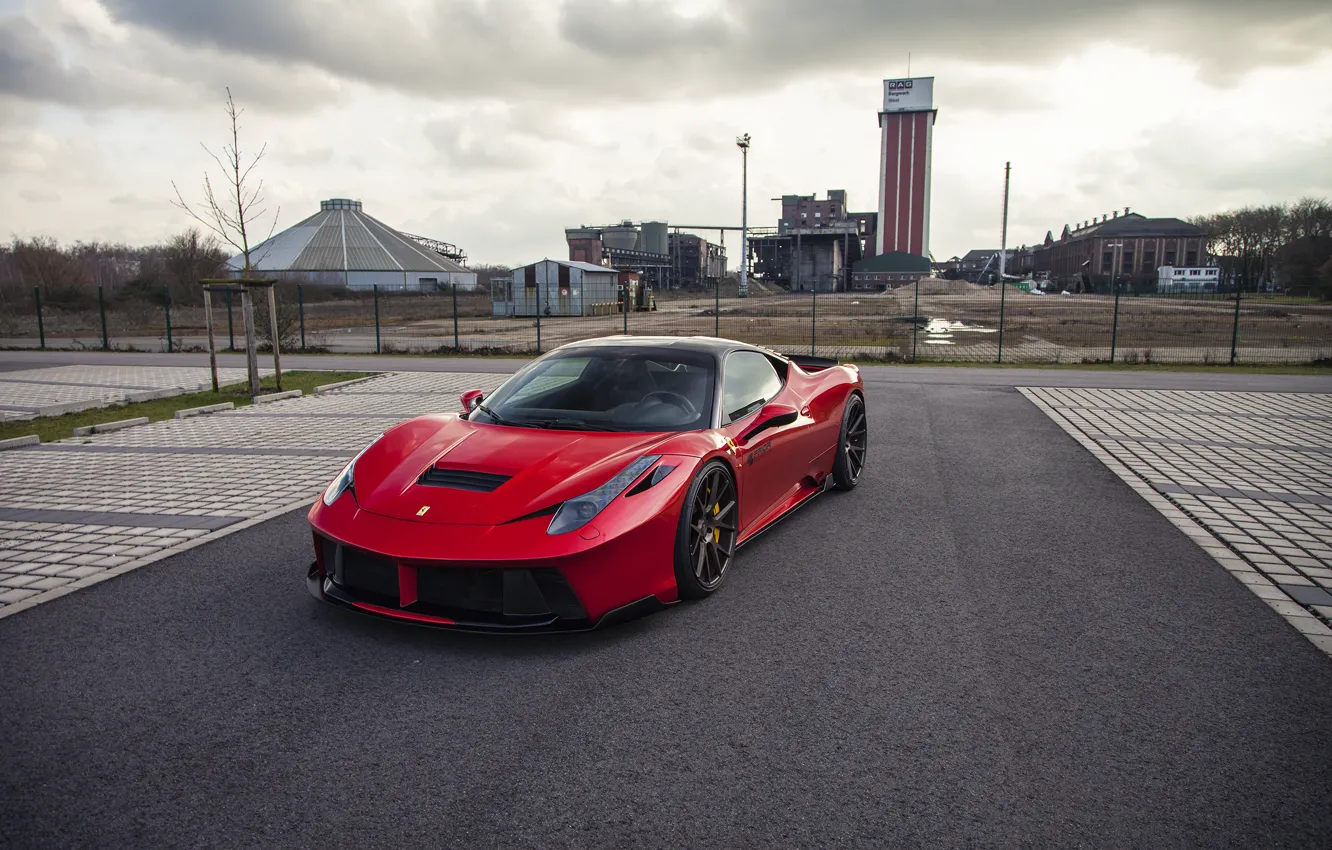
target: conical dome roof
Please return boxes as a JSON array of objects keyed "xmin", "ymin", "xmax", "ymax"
[{"xmin": 225, "ymin": 199, "xmax": 468, "ymax": 275}]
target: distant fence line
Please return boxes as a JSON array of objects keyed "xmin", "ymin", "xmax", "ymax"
[{"xmin": 3, "ymin": 280, "xmax": 1330, "ymax": 366}]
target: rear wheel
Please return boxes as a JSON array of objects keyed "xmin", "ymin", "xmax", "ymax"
[
  {"xmin": 674, "ymin": 460, "xmax": 738, "ymax": 600},
  {"xmin": 831, "ymin": 393, "xmax": 866, "ymax": 490}
]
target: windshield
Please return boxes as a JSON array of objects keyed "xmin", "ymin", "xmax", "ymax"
[{"xmin": 470, "ymin": 347, "xmax": 716, "ymax": 432}]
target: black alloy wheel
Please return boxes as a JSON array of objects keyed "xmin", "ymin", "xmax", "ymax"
[
  {"xmin": 832, "ymin": 393, "xmax": 867, "ymax": 490},
  {"xmin": 674, "ymin": 460, "xmax": 738, "ymax": 599}
]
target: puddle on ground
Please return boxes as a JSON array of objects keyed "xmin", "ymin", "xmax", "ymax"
[{"xmin": 924, "ymin": 318, "xmax": 997, "ymax": 335}]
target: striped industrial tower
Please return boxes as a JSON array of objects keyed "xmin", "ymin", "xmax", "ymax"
[{"xmin": 876, "ymin": 77, "xmax": 937, "ymax": 259}]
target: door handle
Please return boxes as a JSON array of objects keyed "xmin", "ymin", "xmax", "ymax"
[{"xmin": 800, "ymin": 406, "xmax": 810, "ymax": 417}]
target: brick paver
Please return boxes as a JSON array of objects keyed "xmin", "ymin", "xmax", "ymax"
[
  {"xmin": 0, "ymin": 371, "xmax": 507, "ymax": 618},
  {"xmin": 1023, "ymin": 387, "xmax": 1332, "ymax": 658}
]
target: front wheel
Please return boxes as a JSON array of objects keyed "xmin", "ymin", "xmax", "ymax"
[
  {"xmin": 673, "ymin": 460, "xmax": 738, "ymax": 600},
  {"xmin": 831, "ymin": 393, "xmax": 867, "ymax": 490}
]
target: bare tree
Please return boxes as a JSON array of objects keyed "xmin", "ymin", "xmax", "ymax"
[{"xmin": 172, "ymin": 88, "xmax": 279, "ymax": 277}]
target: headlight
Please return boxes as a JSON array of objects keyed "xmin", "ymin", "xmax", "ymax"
[
  {"xmin": 321, "ymin": 433, "xmax": 383, "ymax": 506},
  {"xmin": 547, "ymin": 455, "xmax": 660, "ymax": 535}
]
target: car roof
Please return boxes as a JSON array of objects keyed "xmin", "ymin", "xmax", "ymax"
[{"xmin": 557, "ymin": 335, "xmax": 782, "ymax": 359}]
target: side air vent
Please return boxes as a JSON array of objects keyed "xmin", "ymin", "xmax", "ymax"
[{"xmin": 418, "ymin": 467, "xmax": 511, "ymax": 492}]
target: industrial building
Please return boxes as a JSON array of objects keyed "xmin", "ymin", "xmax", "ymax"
[
  {"xmin": 492, "ymin": 259, "xmax": 622, "ymax": 317},
  {"xmin": 849, "ymin": 251, "xmax": 933, "ymax": 290},
  {"xmin": 667, "ymin": 232, "xmax": 727, "ymax": 288},
  {"xmin": 565, "ymin": 221, "xmax": 726, "ymax": 289},
  {"xmin": 224, "ymin": 198, "xmax": 475, "ymax": 291},
  {"xmin": 748, "ymin": 191, "xmax": 875, "ymax": 291},
  {"xmin": 1030, "ymin": 210, "xmax": 1209, "ymax": 288},
  {"xmin": 877, "ymin": 78, "xmax": 937, "ymax": 259}
]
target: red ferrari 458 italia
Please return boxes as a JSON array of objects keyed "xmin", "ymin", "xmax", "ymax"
[{"xmin": 307, "ymin": 336, "xmax": 867, "ymax": 631}]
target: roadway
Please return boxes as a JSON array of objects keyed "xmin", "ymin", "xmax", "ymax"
[
  {"xmin": 3, "ymin": 348, "xmax": 1331, "ymax": 392},
  {"xmin": 3, "ymin": 380, "xmax": 1331, "ymax": 848}
]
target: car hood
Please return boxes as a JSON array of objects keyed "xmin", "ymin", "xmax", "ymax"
[{"xmin": 350, "ymin": 414, "xmax": 679, "ymax": 526}]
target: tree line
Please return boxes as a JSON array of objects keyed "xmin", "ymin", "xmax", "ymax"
[
  {"xmin": 0, "ymin": 230, "xmax": 227, "ymax": 313},
  {"xmin": 1190, "ymin": 197, "xmax": 1332, "ymax": 297}
]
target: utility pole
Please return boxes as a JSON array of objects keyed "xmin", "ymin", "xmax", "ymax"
[
  {"xmin": 737, "ymin": 133, "xmax": 751, "ymax": 298},
  {"xmin": 999, "ymin": 162, "xmax": 1011, "ymax": 281}
]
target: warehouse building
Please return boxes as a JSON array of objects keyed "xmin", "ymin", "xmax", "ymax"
[
  {"xmin": 492, "ymin": 259, "xmax": 622, "ymax": 317},
  {"xmin": 224, "ymin": 198, "xmax": 475, "ymax": 291}
]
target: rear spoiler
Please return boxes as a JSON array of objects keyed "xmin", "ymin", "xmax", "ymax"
[{"xmin": 787, "ymin": 354, "xmax": 840, "ymax": 372}]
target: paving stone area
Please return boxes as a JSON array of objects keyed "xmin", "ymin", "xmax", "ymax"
[
  {"xmin": 1022, "ymin": 387, "xmax": 1332, "ymax": 658},
  {"xmin": 0, "ymin": 371, "xmax": 508, "ymax": 614},
  {"xmin": 0, "ymin": 365, "xmax": 272, "ymax": 418}
]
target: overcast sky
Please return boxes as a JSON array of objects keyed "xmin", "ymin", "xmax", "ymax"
[{"xmin": 2, "ymin": 0, "xmax": 1330, "ymax": 265}]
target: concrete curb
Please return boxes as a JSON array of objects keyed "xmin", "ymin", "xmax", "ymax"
[
  {"xmin": 72, "ymin": 416, "xmax": 150, "ymax": 437},
  {"xmin": 1017, "ymin": 387, "xmax": 1332, "ymax": 661},
  {"xmin": 313, "ymin": 374, "xmax": 386, "ymax": 394},
  {"xmin": 174, "ymin": 402, "xmax": 236, "ymax": 419},
  {"xmin": 125, "ymin": 388, "xmax": 181, "ymax": 404},
  {"xmin": 0, "ymin": 495, "xmax": 317, "ymax": 623},
  {"xmin": 253, "ymin": 390, "xmax": 302, "ymax": 404},
  {"xmin": 0, "ymin": 435, "xmax": 39, "ymax": 451}
]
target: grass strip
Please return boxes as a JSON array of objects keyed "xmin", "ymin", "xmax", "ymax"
[{"xmin": 0, "ymin": 371, "xmax": 372, "ymax": 444}]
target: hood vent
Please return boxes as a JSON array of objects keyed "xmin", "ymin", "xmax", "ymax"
[{"xmin": 418, "ymin": 467, "xmax": 511, "ymax": 492}]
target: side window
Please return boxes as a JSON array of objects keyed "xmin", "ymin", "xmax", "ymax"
[{"xmin": 722, "ymin": 351, "xmax": 783, "ymax": 423}]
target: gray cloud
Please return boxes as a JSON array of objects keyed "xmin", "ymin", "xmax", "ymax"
[{"xmin": 83, "ymin": 0, "xmax": 1332, "ymax": 105}]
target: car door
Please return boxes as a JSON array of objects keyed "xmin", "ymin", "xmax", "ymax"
[{"xmin": 719, "ymin": 351, "xmax": 809, "ymax": 534}]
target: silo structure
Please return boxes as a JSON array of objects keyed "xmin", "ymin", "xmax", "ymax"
[
  {"xmin": 640, "ymin": 221, "xmax": 668, "ymax": 256},
  {"xmin": 601, "ymin": 223, "xmax": 639, "ymax": 251}
]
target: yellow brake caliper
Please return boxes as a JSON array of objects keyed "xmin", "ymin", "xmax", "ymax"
[{"xmin": 713, "ymin": 502, "xmax": 720, "ymax": 543}]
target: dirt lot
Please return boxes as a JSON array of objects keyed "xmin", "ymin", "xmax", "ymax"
[{"xmin": 7, "ymin": 287, "xmax": 1331, "ymax": 365}]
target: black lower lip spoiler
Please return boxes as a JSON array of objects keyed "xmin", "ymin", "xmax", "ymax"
[{"xmin": 307, "ymin": 564, "xmax": 670, "ymax": 634}]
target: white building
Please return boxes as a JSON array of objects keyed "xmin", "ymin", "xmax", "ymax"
[
  {"xmin": 225, "ymin": 199, "xmax": 476, "ymax": 292},
  {"xmin": 1157, "ymin": 265, "xmax": 1220, "ymax": 292},
  {"xmin": 493, "ymin": 259, "xmax": 622, "ymax": 317}
]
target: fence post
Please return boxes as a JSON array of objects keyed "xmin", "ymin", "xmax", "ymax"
[
  {"xmin": 452, "ymin": 283, "xmax": 460, "ymax": 353},
  {"xmin": 623, "ymin": 287, "xmax": 629, "ymax": 335},
  {"xmin": 810, "ymin": 284, "xmax": 817, "ymax": 356},
  {"xmin": 714, "ymin": 278, "xmax": 720, "ymax": 337},
  {"xmin": 997, "ymin": 281, "xmax": 1007, "ymax": 364},
  {"xmin": 163, "ymin": 287, "xmax": 173, "ymax": 353},
  {"xmin": 34, "ymin": 287, "xmax": 45, "ymax": 350},
  {"xmin": 297, "ymin": 283, "xmax": 306, "ymax": 351},
  {"xmin": 98, "ymin": 284, "xmax": 109, "ymax": 350},
  {"xmin": 373, "ymin": 284, "xmax": 381, "ymax": 354},
  {"xmin": 226, "ymin": 288, "xmax": 235, "ymax": 351},
  {"xmin": 536, "ymin": 306, "xmax": 542, "ymax": 355},
  {"xmin": 1229, "ymin": 285, "xmax": 1242, "ymax": 366},
  {"xmin": 911, "ymin": 278, "xmax": 920, "ymax": 362},
  {"xmin": 1109, "ymin": 285, "xmax": 1120, "ymax": 364}
]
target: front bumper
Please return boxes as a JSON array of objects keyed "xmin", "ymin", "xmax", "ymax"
[
  {"xmin": 305, "ymin": 476, "xmax": 688, "ymax": 631},
  {"xmin": 306, "ymin": 561, "xmax": 668, "ymax": 633}
]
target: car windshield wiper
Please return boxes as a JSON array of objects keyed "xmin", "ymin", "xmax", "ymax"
[
  {"xmin": 475, "ymin": 403, "xmax": 542, "ymax": 429},
  {"xmin": 526, "ymin": 418, "xmax": 624, "ymax": 432}
]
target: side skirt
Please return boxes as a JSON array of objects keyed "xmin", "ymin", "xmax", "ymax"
[{"xmin": 737, "ymin": 475, "xmax": 832, "ymax": 550}]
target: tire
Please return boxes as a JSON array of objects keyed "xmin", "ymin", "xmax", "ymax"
[
  {"xmin": 831, "ymin": 393, "xmax": 867, "ymax": 490},
  {"xmin": 673, "ymin": 460, "xmax": 738, "ymax": 600}
]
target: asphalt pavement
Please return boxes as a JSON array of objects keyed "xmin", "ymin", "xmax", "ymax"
[{"xmin": 3, "ymin": 383, "xmax": 1332, "ymax": 848}]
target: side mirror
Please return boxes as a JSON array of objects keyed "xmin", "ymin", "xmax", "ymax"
[
  {"xmin": 460, "ymin": 389, "xmax": 484, "ymax": 414},
  {"xmin": 740, "ymin": 402, "xmax": 798, "ymax": 443}
]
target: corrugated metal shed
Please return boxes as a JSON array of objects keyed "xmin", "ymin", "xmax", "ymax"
[{"xmin": 225, "ymin": 199, "xmax": 475, "ymax": 290}]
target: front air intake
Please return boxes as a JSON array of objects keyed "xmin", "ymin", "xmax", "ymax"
[{"xmin": 418, "ymin": 467, "xmax": 511, "ymax": 492}]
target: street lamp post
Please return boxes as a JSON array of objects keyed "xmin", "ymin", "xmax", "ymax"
[
  {"xmin": 736, "ymin": 133, "xmax": 751, "ymax": 298},
  {"xmin": 1106, "ymin": 242, "xmax": 1124, "ymax": 293}
]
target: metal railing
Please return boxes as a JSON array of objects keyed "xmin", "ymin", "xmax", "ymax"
[{"xmin": 4, "ymin": 280, "xmax": 1330, "ymax": 365}]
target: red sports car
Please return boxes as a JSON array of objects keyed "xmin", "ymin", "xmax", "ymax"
[{"xmin": 307, "ymin": 336, "xmax": 867, "ymax": 631}]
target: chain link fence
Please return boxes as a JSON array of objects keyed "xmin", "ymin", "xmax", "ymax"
[{"xmin": 4, "ymin": 280, "xmax": 1330, "ymax": 365}]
